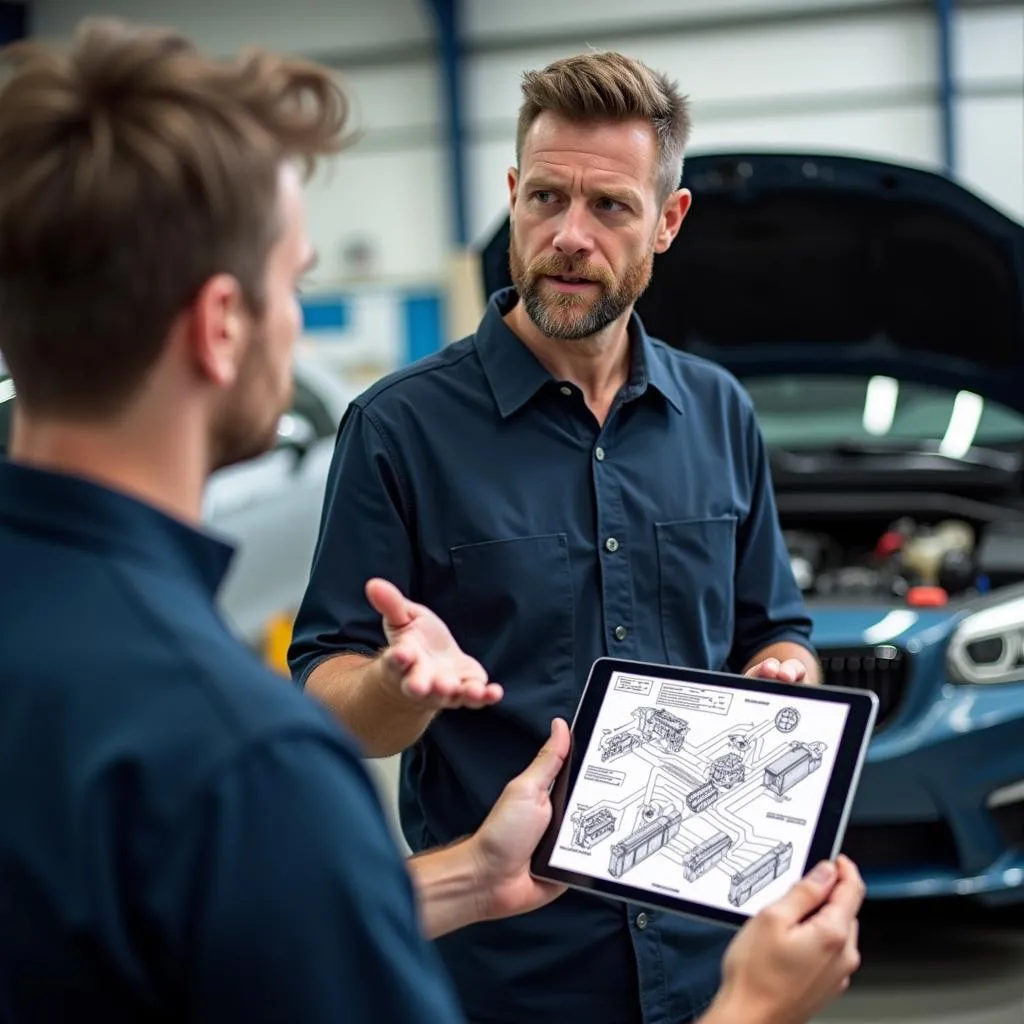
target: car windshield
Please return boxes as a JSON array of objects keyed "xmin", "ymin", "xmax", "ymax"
[{"xmin": 742, "ymin": 374, "xmax": 1024, "ymax": 454}]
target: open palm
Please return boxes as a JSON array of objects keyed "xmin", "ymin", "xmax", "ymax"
[{"xmin": 367, "ymin": 578, "xmax": 504, "ymax": 710}]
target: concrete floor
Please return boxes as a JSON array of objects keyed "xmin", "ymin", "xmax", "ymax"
[
  {"xmin": 364, "ymin": 757, "xmax": 1024, "ymax": 1023},
  {"xmin": 816, "ymin": 899, "xmax": 1024, "ymax": 1024}
]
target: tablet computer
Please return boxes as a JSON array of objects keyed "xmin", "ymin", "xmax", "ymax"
[{"xmin": 531, "ymin": 656, "xmax": 878, "ymax": 929}]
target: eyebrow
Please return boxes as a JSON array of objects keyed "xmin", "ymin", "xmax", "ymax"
[{"xmin": 523, "ymin": 178, "xmax": 642, "ymax": 208}]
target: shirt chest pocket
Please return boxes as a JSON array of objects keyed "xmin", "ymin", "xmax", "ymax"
[
  {"xmin": 655, "ymin": 515, "xmax": 737, "ymax": 669},
  {"xmin": 449, "ymin": 533, "xmax": 575, "ymax": 695}
]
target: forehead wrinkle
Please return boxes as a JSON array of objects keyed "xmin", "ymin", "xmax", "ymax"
[{"xmin": 524, "ymin": 159, "xmax": 644, "ymax": 201}]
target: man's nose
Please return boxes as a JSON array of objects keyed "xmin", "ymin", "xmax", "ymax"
[{"xmin": 552, "ymin": 204, "xmax": 593, "ymax": 256}]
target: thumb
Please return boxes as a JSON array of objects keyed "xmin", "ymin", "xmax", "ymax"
[
  {"xmin": 522, "ymin": 718, "xmax": 571, "ymax": 791},
  {"xmin": 770, "ymin": 861, "xmax": 838, "ymax": 924},
  {"xmin": 365, "ymin": 578, "xmax": 414, "ymax": 630}
]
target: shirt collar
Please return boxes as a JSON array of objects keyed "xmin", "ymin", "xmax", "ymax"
[
  {"xmin": 0, "ymin": 459, "xmax": 234, "ymax": 597},
  {"xmin": 476, "ymin": 287, "xmax": 684, "ymax": 417}
]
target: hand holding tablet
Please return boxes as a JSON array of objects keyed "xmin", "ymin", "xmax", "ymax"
[{"xmin": 531, "ymin": 657, "xmax": 878, "ymax": 929}]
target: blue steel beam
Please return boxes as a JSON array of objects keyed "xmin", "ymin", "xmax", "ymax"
[
  {"xmin": 426, "ymin": 0, "xmax": 470, "ymax": 247},
  {"xmin": 935, "ymin": 0, "xmax": 957, "ymax": 175}
]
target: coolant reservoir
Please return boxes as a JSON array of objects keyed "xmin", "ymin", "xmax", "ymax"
[{"xmin": 900, "ymin": 520, "xmax": 974, "ymax": 585}]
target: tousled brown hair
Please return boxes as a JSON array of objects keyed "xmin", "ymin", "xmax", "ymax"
[
  {"xmin": 0, "ymin": 17, "xmax": 353, "ymax": 417},
  {"xmin": 515, "ymin": 51, "xmax": 691, "ymax": 200}
]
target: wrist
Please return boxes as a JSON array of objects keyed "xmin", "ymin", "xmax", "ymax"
[
  {"xmin": 407, "ymin": 836, "xmax": 490, "ymax": 939},
  {"xmin": 699, "ymin": 988, "xmax": 776, "ymax": 1024},
  {"xmin": 464, "ymin": 833, "xmax": 500, "ymax": 922}
]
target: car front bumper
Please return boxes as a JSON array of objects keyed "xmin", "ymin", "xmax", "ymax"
[{"xmin": 813, "ymin": 609, "xmax": 1024, "ymax": 905}]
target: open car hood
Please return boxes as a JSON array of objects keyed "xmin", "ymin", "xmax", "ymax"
[{"xmin": 478, "ymin": 152, "xmax": 1024, "ymax": 412}]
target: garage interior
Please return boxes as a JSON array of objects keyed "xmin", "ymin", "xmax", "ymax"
[{"xmin": 5, "ymin": 0, "xmax": 1024, "ymax": 1021}]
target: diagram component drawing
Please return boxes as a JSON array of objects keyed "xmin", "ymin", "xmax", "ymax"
[
  {"xmin": 600, "ymin": 730, "xmax": 640, "ymax": 761},
  {"xmin": 681, "ymin": 830, "xmax": 733, "ymax": 882},
  {"xmin": 635, "ymin": 707, "xmax": 689, "ymax": 752},
  {"xmin": 728, "ymin": 841, "xmax": 793, "ymax": 906},
  {"xmin": 775, "ymin": 707, "xmax": 800, "ymax": 733},
  {"xmin": 763, "ymin": 742, "xmax": 825, "ymax": 797},
  {"xmin": 608, "ymin": 806, "xmax": 682, "ymax": 877},
  {"xmin": 686, "ymin": 780, "xmax": 720, "ymax": 814},
  {"xmin": 709, "ymin": 752, "xmax": 746, "ymax": 789},
  {"xmin": 571, "ymin": 806, "xmax": 616, "ymax": 849}
]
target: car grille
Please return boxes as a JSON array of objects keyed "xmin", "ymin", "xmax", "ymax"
[{"xmin": 817, "ymin": 645, "xmax": 910, "ymax": 730}]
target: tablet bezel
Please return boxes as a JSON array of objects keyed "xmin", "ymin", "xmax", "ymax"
[{"xmin": 530, "ymin": 656, "xmax": 879, "ymax": 930}]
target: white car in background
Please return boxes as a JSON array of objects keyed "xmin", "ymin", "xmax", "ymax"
[{"xmin": 0, "ymin": 350, "xmax": 351, "ymax": 669}]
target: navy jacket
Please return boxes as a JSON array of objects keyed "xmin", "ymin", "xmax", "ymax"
[
  {"xmin": 291, "ymin": 288, "xmax": 813, "ymax": 1023},
  {"xmin": 0, "ymin": 459, "xmax": 464, "ymax": 1023}
]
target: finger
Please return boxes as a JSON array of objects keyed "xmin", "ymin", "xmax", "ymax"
[
  {"xmin": 781, "ymin": 659, "xmax": 806, "ymax": 682},
  {"xmin": 382, "ymin": 639, "xmax": 418, "ymax": 679},
  {"xmin": 400, "ymin": 658, "xmax": 453, "ymax": 701},
  {"xmin": 521, "ymin": 718, "xmax": 571, "ymax": 791},
  {"xmin": 750, "ymin": 658, "xmax": 780, "ymax": 678},
  {"xmin": 450, "ymin": 679, "xmax": 504, "ymax": 706},
  {"xmin": 820, "ymin": 856, "xmax": 866, "ymax": 919},
  {"xmin": 843, "ymin": 919, "xmax": 862, "ymax": 976},
  {"xmin": 767, "ymin": 860, "xmax": 838, "ymax": 924},
  {"xmin": 776, "ymin": 660, "xmax": 798, "ymax": 682},
  {"xmin": 365, "ymin": 578, "xmax": 415, "ymax": 630}
]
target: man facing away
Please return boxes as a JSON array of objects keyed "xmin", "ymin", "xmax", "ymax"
[
  {"xmin": 0, "ymin": 18, "xmax": 595, "ymax": 1022},
  {"xmin": 290, "ymin": 50, "xmax": 838, "ymax": 1024},
  {"xmin": 0, "ymin": 20, "xmax": 861, "ymax": 1024}
]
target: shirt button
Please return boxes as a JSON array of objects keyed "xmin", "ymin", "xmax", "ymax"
[
  {"xmin": 636, "ymin": 911, "xmax": 649, "ymax": 929},
  {"xmin": 614, "ymin": 625, "xmax": 628, "ymax": 641},
  {"xmin": 605, "ymin": 537, "xmax": 619, "ymax": 552},
  {"xmin": 595, "ymin": 446, "xmax": 605, "ymax": 461},
  {"xmin": 559, "ymin": 385, "xmax": 572, "ymax": 396}
]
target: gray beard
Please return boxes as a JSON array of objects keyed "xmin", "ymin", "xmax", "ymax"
[{"xmin": 520, "ymin": 285, "xmax": 629, "ymax": 340}]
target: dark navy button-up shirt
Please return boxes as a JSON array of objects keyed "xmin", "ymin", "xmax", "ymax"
[
  {"xmin": 0, "ymin": 460, "xmax": 463, "ymax": 1023},
  {"xmin": 290, "ymin": 287, "xmax": 813, "ymax": 1024}
]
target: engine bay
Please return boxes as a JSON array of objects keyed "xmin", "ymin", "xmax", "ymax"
[{"xmin": 781, "ymin": 500, "xmax": 1024, "ymax": 605}]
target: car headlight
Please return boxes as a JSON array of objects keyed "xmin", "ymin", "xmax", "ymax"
[{"xmin": 947, "ymin": 595, "xmax": 1024, "ymax": 684}]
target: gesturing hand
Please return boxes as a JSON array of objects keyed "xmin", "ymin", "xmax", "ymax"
[
  {"xmin": 745, "ymin": 657, "xmax": 807, "ymax": 684},
  {"xmin": 469, "ymin": 718, "xmax": 571, "ymax": 921},
  {"xmin": 366, "ymin": 577, "xmax": 504, "ymax": 710}
]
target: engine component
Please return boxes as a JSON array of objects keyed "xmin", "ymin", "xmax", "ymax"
[
  {"xmin": 900, "ymin": 519, "xmax": 974, "ymax": 585},
  {"xmin": 938, "ymin": 548, "xmax": 975, "ymax": 594},
  {"xmin": 785, "ymin": 516, "xmax": 987, "ymax": 602}
]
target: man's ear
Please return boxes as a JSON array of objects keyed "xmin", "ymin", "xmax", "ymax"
[
  {"xmin": 508, "ymin": 166, "xmax": 519, "ymax": 217},
  {"xmin": 654, "ymin": 188, "xmax": 692, "ymax": 254},
  {"xmin": 189, "ymin": 274, "xmax": 247, "ymax": 388}
]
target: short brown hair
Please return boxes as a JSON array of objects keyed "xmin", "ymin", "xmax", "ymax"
[
  {"xmin": 0, "ymin": 17, "xmax": 352, "ymax": 417},
  {"xmin": 516, "ymin": 51, "xmax": 691, "ymax": 201}
]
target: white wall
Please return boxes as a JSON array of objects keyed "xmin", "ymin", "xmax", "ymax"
[
  {"xmin": 29, "ymin": 0, "xmax": 1024, "ymax": 286},
  {"xmin": 30, "ymin": 0, "xmax": 449, "ymax": 287},
  {"xmin": 465, "ymin": 1, "xmax": 1024, "ymax": 243},
  {"xmin": 31, "ymin": 0, "xmax": 434, "ymax": 56},
  {"xmin": 954, "ymin": 5, "xmax": 1024, "ymax": 220}
]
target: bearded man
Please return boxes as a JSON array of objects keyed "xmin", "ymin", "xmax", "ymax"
[{"xmin": 290, "ymin": 50, "xmax": 822, "ymax": 1024}]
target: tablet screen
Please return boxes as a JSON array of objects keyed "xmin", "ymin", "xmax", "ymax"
[{"xmin": 547, "ymin": 663, "xmax": 853, "ymax": 918}]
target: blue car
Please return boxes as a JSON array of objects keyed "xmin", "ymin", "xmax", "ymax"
[{"xmin": 479, "ymin": 151, "xmax": 1024, "ymax": 907}]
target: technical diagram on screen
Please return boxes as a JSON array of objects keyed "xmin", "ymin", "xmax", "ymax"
[{"xmin": 533, "ymin": 658, "xmax": 878, "ymax": 929}]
